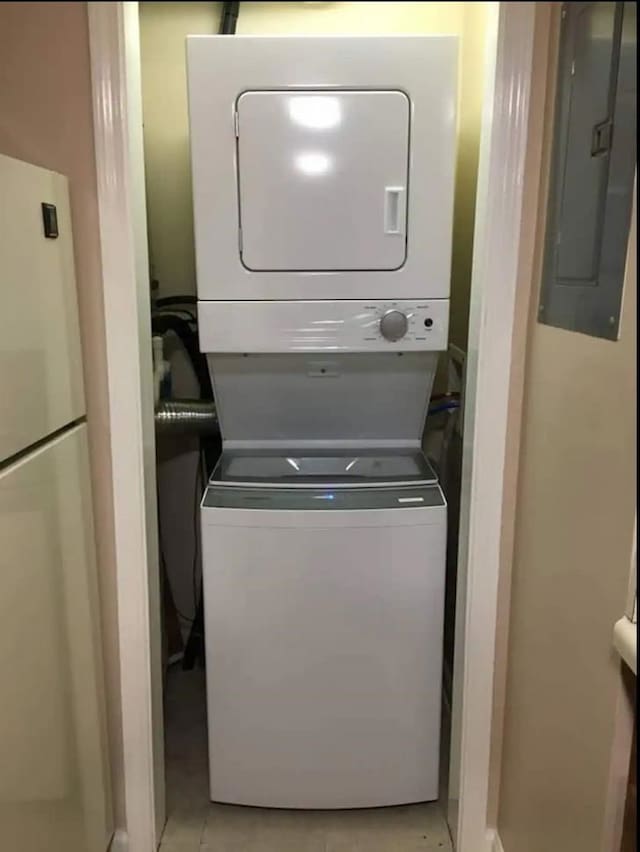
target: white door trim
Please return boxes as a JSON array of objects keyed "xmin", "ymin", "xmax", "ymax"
[
  {"xmin": 87, "ymin": 4, "xmax": 537, "ymax": 851},
  {"xmin": 87, "ymin": 3, "xmax": 163, "ymax": 851},
  {"xmin": 451, "ymin": 3, "xmax": 536, "ymax": 851},
  {"xmin": 487, "ymin": 828, "xmax": 506, "ymax": 852}
]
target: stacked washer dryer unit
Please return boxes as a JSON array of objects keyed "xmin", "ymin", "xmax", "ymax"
[{"xmin": 187, "ymin": 35, "xmax": 458, "ymax": 809}]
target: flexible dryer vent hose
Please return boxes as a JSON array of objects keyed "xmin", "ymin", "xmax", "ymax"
[{"xmin": 155, "ymin": 399, "xmax": 219, "ymax": 437}]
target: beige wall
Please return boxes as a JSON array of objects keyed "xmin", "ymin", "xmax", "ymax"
[
  {"xmin": 139, "ymin": 0, "xmax": 488, "ymax": 350},
  {"xmin": 494, "ymin": 5, "xmax": 637, "ymax": 849},
  {"xmin": 0, "ymin": 0, "xmax": 124, "ymax": 837},
  {"xmin": 140, "ymin": 1, "xmax": 221, "ymax": 299}
]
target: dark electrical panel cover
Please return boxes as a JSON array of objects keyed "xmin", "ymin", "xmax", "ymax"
[{"xmin": 538, "ymin": 2, "xmax": 636, "ymax": 340}]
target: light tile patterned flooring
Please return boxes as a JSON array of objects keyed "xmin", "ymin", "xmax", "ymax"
[{"xmin": 160, "ymin": 668, "xmax": 453, "ymax": 852}]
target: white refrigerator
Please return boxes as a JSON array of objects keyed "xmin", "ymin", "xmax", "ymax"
[{"xmin": 0, "ymin": 154, "xmax": 111, "ymax": 851}]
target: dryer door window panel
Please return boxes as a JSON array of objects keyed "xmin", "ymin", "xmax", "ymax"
[{"xmin": 236, "ymin": 90, "xmax": 410, "ymax": 272}]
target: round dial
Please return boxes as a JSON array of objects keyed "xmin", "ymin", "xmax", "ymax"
[{"xmin": 380, "ymin": 310, "xmax": 409, "ymax": 342}]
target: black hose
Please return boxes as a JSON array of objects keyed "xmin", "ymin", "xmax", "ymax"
[
  {"xmin": 155, "ymin": 295, "xmax": 197, "ymax": 309},
  {"xmin": 219, "ymin": 1, "xmax": 239, "ymax": 34}
]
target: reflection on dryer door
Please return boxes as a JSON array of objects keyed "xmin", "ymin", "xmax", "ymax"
[{"xmin": 0, "ymin": 425, "xmax": 110, "ymax": 852}]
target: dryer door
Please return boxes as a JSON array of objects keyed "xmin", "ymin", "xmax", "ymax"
[{"xmin": 237, "ymin": 90, "xmax": 409, "ymax": 272}]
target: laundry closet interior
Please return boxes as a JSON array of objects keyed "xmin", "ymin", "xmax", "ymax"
[{"xmin": 141, "ymin": 3, "xmax": 493, "ymax": 849}]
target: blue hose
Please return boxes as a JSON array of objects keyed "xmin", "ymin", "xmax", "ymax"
[{"xmin": 427, "ymin": 402, "xmax": 460, "ymax": 417}]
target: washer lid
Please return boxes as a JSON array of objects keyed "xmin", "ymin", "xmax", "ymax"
[
  {"xmin": 208, "ymin": 351, "xmax": 439, "ymax": 447},
  {"xmin": 210, "ymin": 448, "xmax": 437, "ymax": 489}
]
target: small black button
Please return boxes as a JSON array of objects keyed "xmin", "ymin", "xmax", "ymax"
[
  {"xmin": 41, "ymin": 203, "xmax": 59, "ymax": 239},
  {"xmin": 424, "ymin": 317, "xmax": 433, "ymax": 328}
]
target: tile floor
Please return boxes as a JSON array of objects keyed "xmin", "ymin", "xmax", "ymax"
[{"xmin": 160, "ymin": 667, "xmax": 453, "ymax": 852}]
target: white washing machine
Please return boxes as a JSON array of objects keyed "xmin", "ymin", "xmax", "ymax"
[
  {"xmin": 187, "ymin": 34, "xmax": 458, "ymax": 808},
  {"xmin": 201, "ymin": 451, "xmax": 447, "ymax": 808}
]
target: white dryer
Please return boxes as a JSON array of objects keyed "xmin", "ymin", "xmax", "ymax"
[{"xmin": 187, "ymin": 34, "xmax": 458, "ymax": 808}]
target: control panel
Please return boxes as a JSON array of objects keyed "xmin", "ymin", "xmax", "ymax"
[
  {"xmin": 363, "ymin": 303, "xmax": 441, "ymax": 345},
  {"xmin": 198, "ymin": 300, "xmax": 449, "ymax": 353}
]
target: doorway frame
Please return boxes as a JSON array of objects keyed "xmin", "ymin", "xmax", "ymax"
[{"xmin": 87, "ymin": 4, "xmax": 539, "ymax": 851}]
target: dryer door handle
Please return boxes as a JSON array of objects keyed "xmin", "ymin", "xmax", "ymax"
[{"xmin": 384, "ymin": 186, "xmax": 406, "ymax": 236}]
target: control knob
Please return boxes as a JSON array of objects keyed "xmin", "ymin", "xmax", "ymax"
[{"xmin": 380, "ymin": 310, "xmax": 408, "ymax": 342}]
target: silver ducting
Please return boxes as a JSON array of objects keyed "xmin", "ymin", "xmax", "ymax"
[{"xmin": 155, "ymin": 399, "xmax": 218, "ymax": 436}]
